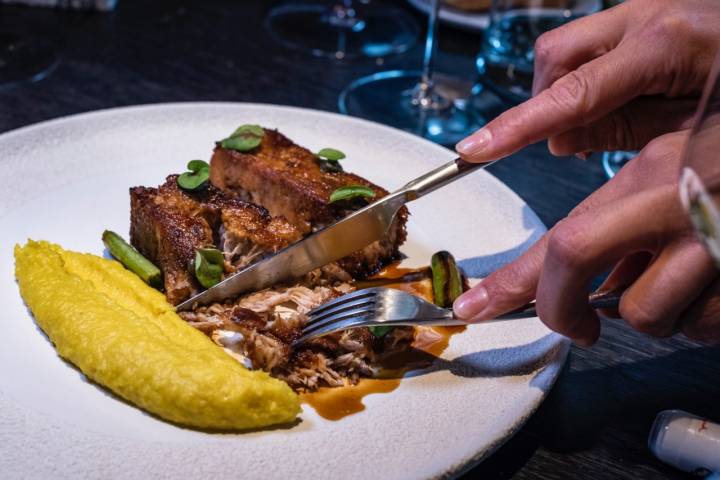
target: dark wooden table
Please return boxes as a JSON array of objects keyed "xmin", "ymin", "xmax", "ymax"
[{"xmin": 2, "ymin": 1, "xmax": 718, "ymax": 478}]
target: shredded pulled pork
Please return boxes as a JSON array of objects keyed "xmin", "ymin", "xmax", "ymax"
[
  {"xmin": 219, "ymin": 224, "xmax": 267, "ymax": 272},
  {"xmin": 180, "ymin": 284, "xmax": 414, "ymax": 391}
]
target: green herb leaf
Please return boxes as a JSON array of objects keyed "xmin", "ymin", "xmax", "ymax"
[
  {"xmin": 220, "ymin": 124, "xmax": 264, "ymax": 152},
  {"xmin": 317, "ymin": 148, "xmax": 346, "ymax": 162},
  {"xmin": 177, "ymin": 159, "xmax": 210, "ymax": 191},
  {"xmin": 187, "ymin": 159, "xmax": 209, "ymax": 172},
  {"xmin": 231, "ymin": 124, "xmax": 264, "ymax": 138},
  {"xmin": 194, "ymin": 247, "xmax": 225, "ymax": 289},
  {"xmin": 329, "ymin": 185, "xmax": 376, "ymax": 203},
  {"xmin": 369, "ymin": 326, "xmax": 393, "ymax": 338}
]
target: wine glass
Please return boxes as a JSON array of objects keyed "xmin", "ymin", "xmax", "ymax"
[
  {"xmin": 0, "ymin": 31, "xmax": 57, "ymax": 87},
  {"xmin": 338, "ymin": 0, "xmax": 485, "ymax": 145},
  {"xmin": 265, "ymin": 0, "xmax": 419, "ymax": 60},
  {"xmin": 679, "ymin": 53, "xmax": 720, "ymax": 264},
  {"xmin": 476, "ymin": 0, "xmax": 601, "ymax": 103}
]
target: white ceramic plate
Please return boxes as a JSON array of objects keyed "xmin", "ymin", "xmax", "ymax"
[
  {"xmin": 0, "ymin": 103, "xmax": 567, "ymax": 479},
  {"xmin": 407, "ymin": 0, "xmax": 490, "ymax": 32}
]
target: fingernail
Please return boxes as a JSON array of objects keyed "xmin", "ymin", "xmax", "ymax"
[
  {"xmin": 456, "ymin": 128, "xmax": 492, "ymax": 158},
  {"xmin": 453, "ymin": 287, "xmax": 489, "ymax": 320}
]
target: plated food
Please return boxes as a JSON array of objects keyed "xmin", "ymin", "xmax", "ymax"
[
  {"xmin": 1, "ymin": 103, "xmax": 565, "ymax": 478},
  {"xmin": 14, "ymin": 124, "xmax": 461, "ymax": 430}
]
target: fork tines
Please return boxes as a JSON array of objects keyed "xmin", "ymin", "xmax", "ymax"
[{"xmin": 305, "ymin": 288, "xmax": 379, "ymax": 325}]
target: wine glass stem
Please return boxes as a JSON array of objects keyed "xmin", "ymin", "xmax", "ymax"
[{"xmin": 420, "ymin": 0, "xmax": 440, "ymax": 89}]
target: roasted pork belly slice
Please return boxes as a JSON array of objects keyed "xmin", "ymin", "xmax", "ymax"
[
  {"xmin": 130, "ymin": 183, "xmax": 213, "ymax": 305},
  {"xmin": 209, "ymin": 128, "xmax": 408, "ymax": 278},
  {"xmin": 130, "ymin": 175, "xmax": 301, "ymax": 305}
]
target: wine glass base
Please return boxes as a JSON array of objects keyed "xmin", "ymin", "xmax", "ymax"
[
  {"xmin": 339, "ymin": 70, "xmax": 486, "ymax": 145},
  {"xmin": 265, "ymin": 3, "xmax": 419, "ymax": 59},
  {"xmin": 0, "ymin": 33, "xmax": 58, "ymax": 87}
]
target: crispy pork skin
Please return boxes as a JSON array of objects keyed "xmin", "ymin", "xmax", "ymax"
[
  {"xmin": 209, "ymin": 128, "xmax": 408, "ymax": 278},
  {"xmin": 130, "ymin": 176, "xmax": 301, "ymax": 305}
]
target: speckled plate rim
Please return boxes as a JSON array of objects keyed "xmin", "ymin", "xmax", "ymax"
[{"xmin": 0, "ymin": 102, "xmax": 569, "ymax": 480}]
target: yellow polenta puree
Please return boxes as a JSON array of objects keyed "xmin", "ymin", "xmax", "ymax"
[{"xmin": 14, "ymin": 240, "xmax": 300, "ymax": 430}]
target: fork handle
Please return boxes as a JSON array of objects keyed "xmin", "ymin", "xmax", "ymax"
[
  {"xmin": 484, "ymin": 288, "xmax": 625, "ymax": 321},
  {"xmin": 405, "ymin": 289, "xmax": 626, "ymax": 327},
  {"xmin": 400, "ymin": 157, "xmax": 498, "ymax": 201}
]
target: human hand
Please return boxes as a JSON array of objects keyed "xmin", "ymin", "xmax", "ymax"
[
  {"xmin": 456, "ymin": 0, "xmax": 720, "ymax": 161},
  {"xmin": 453, "ymin": 131, "xmax": 720, "ymax": 344}
]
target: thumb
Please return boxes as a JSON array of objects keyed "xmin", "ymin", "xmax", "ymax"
[{"xmin": 454, "ymin": 236, "xmax": 548, "ymax": 321}]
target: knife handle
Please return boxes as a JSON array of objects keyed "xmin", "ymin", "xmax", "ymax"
[{"xmin": 400, "ymin": 157, "xmax": 497, "ymax": 200}]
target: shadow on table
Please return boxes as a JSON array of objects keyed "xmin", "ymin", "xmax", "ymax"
[{"xmin": 460, "ymin": 342, "xmax": 720, "ymax": 479}]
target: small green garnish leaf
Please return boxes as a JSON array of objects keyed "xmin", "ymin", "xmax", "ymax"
[
  {"xmin": 369, "ymin": 326, "xmax": 393, "ymax": 338},
  {"xmin": 187, "ymin": 159, "xmax": 209, "ymax": 172},
  {"xmin": 220, "ymin": 124, "xmax": 264, "ymax": 152},
  {"xmin": 231, "ymin": 124, "xmax": 264, "ymax": 138},
  {"xmin": 329, "ymin": 185, "xmax": 376, "ymax": 204},
  {"xmin": 317, "ymin": 148, "xmax": 346, "ymax": 161},
  {"xmin": 177, "ymin": 159, "xmax": 210, "ymax": 191},
  {"xmin": 194, "ymin": 247, "xmax": 225, "ymax": 289}
]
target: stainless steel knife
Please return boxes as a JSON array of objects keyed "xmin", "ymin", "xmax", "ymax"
[{"xmin": 175, "ymin": 157, "xmax": 495, "ymax": 311}]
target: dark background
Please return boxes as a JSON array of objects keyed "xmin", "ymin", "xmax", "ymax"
[{"xmin": 2, "ymin": 1, "xmax": 718, "ymax": 478}]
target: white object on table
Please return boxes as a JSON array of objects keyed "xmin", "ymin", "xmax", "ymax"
[{"xmin": 649, "ymin": 410, "xmax": 720, "ymax": 475}]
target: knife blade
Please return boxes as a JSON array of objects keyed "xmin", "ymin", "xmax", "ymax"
[
  {"xmin": 175, "ymin": 191, "xmax": 408, "ymax": 310},
  {"xmin": 175, "ymin": 157, "xmax": 494, "ymax": 311}
]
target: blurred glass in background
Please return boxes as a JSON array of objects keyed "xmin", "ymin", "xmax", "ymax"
[
  {"xmin": 265, "ymin": 0, "xmax": 419, "ymax": 59},
  {"xmin": 0, "ymin": 32, "xmax": 57, "ymax": 87},
  {"xmin": 339, "ymin": 0, "xmax": 488, "ymax": 145},
  {"xmin": 476, "ymin": 0, "xmax": 601, "ymax": 102}
]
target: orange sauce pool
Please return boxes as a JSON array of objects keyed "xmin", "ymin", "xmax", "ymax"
[{"xmin": 301, "ymin": 264, "xmax": 466, "ymax": 420}]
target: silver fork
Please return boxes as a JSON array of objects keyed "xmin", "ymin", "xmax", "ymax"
[{"xmin": 293, "ymin": 287, "xmax": 623, "ymax": 346}]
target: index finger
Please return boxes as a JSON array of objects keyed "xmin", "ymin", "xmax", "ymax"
[
  {"xmin": 456, "ymin": 39, "xmax": 660, "ymax": 163},
  {"xmin": 532, "ymin": 4, "xmax": 628, "ymax": 96}
]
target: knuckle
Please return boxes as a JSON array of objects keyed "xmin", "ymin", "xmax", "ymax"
[
  {"xmin": 641, "ymin": 133, "xmax": 683, "ymax": 163},
  {"xmin": 546, "ymin": 220, "xmax": 589, "ymax": 269},
  {"xmin": 548, "ymin": 71, "xmax": 591, "ymax": 121},
  {"xmin": 620, "ymin": 298, "xmax": 670, "ymax": 336},
  {"xmin": 535, "ymin": 297, "xmax": 592, "ymax": 342},
  {"xmin": 647, "ymin": 14, "xmax": 693, "ymax": 44}
]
